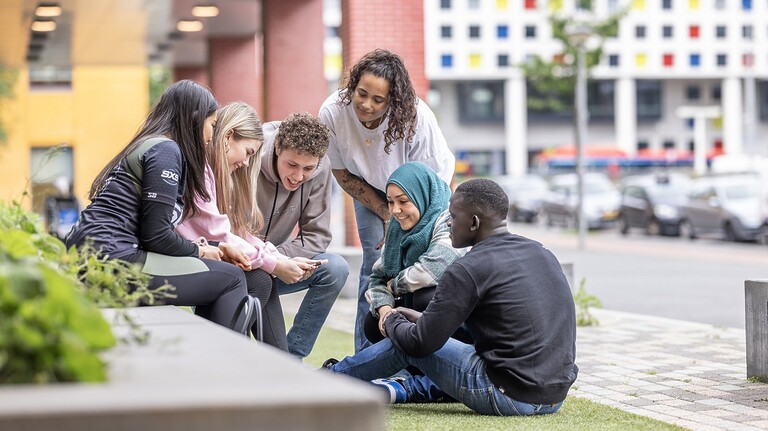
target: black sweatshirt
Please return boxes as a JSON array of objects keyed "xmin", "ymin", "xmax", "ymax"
[{"xmin": 385, "ymin": 231, "xmax": 578, "ymax": 405}]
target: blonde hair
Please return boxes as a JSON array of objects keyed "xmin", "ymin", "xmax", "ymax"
[{"xmin": 207, "ymin": 102, "xmax": 264, "ymax": 237}]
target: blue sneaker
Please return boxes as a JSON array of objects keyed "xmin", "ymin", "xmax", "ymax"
[{"xmin": 371, "ymin": 378, "xmax": 407, "ymax": 404}]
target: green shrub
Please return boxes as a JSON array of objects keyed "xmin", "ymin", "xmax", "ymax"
[
  {"xmin": 574, "ymin": 278, "xmax": 602, "ymax": 327},
  {"xmin": 0, "ymin": 201, "xmax": 116, "ymax": 383},
  {"xmin": 0, "ymin": 199, "xmax": 172, "ymax": 384}
]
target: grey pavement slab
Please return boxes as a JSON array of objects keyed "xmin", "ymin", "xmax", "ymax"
[{"xmin": 283, "ymin": 292, "xmax": 768, "ymax": 430}]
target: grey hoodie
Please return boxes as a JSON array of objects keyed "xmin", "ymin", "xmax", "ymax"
[{"xmin": 257, "ymin": 121, "xmax": 334, "ymax": 258}]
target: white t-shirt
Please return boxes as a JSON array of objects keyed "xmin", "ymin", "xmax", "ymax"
[{"xmin": 319, "ymin": 90, "xmax": 455, "ymax": 192}]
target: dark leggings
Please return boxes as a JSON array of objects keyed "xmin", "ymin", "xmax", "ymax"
[
  {"xmin": 363, "ymin": 286, "xmax": 474, "ymax": 345},
  {"xmin": 244, "ymin": 269, "xmax": 288, "ymax": 351},
  {"xmin": 142, "ymin": 254, "xmax": 247, "ymax": 331}
]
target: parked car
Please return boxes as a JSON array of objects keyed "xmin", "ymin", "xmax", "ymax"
[
  {"xmin": 539, "ymin": 172, "xmax": 621, "ymax": 230},
  {"xmin": 618, "ymin": 173, "xmax": 692, "ymax": 237},
  {"xmin": 759, "ymin": 220, "xmax": 768, "ymax": 246},
  {"xmin": 679, "ymin": 175, "xmax": 766, "ymax": 242},
  {"xmin": 495, "ymin": 174, "xmax": 549, "ymax": 223}
]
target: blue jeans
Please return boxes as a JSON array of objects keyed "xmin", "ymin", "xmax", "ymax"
[
  {"xmin": 353, "ymin": 199, "xmax": 385, "ymax": 353},
  {"xmin": 329, "ymin": 338, "xmax": 564, "ymax": 416},
  {"xmin": 276, "ymin": 252, "xmax": 348, "ymax": 358}
]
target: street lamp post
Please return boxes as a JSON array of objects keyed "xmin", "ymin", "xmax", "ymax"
[{"xmin": 566, "ymin": 23, "xmax": 592, "ymax": 250}]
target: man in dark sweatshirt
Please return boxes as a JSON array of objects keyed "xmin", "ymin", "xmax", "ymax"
[
  {"xmin": 325, "ymin": 178, "xmax": 578, "ymax": 415},
  {"xmin": 257, "ymin": 113, "xmax": 348, "ymax": 359}
]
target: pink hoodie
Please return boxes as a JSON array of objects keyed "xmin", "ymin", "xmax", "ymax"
[{"xmin": 176, "ymin": 165, "xmax": 282, "ymax": 273}]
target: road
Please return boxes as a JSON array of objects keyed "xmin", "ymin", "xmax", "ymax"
[{"xmin": 508, "ymin": 222, "xmax": 768, "ymax": 329}]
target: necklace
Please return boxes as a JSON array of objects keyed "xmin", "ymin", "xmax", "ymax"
[{"xmin": 362, "ymin": 115, "xmax": 383, "ymax": 129}]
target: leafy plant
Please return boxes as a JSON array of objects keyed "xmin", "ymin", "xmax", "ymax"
[
  {"xmin": 519, "ymin": 7, "xmax": 625, "ymax": 116},
  {"xmin": 573, "ymin": 278, "xmax": 602, "ymax": 327},
  {"xmin": 0, "ymin": 64, "xmax": 18, "ymax": 145},
  {"xmin": 0, "ymin": 199, "xmax": 173, "ymax": 383}
]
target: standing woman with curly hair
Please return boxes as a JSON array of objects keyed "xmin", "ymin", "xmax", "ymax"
[{"xmin": 318, "ymin": 49, "xmax": 455, "ymax": 353}]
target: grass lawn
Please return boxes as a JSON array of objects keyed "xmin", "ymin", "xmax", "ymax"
[{"xmin": 295, "ymin": 318, "xmax": 688, "ymax": 431}]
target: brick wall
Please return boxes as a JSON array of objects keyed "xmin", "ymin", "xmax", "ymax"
[
  {"xmin": 209, "ymin": 36, "xmax": 264, "ymax": 116},
  {"xmin": 340, "ymin": 0, "xmax": 427, "ymax": 100},
  {"xmin": 174, "ymin": 67, "xmax": 209, "ymax": 88},
  {"xmin": 263, "ymin": 0, "xmax": 326, "ymax": 122}
]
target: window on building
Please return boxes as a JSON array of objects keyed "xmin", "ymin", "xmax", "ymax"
[
  {"xmin": 28, "ymin": 66, "xmax": 73, "ymax": 90},
  {"xmin": 587, "ymin": 80, "xmax": 616, "ymax": 119},
  {"xmin": 469, "ymin": 25, "xmax": 481, "ymax": 38},
  {"xmin": 715, "ymin": 25, "xmax": 726, "ymax": 39},
  {"xmin": 497, "ymin": 25, "xmax": 508, "ymax": 39},
  {"xmin": 688, "ymin": 0, "xmax": 699, "ymax": 9},
  {"xmin": 498, "ymin": 54, "xmax": 509, "ymax": 67},
  {"xmin": 689, "ymin": 54, "xmax": 700, "ymax": 67},
  {"xmin": 469, "ymin": 53, "xmax": 482, "ymax": 68},
  {"xmin": 441, "ymin": 54, "xmax": 453, "ymax": 68},
  {"xmin": 632, "ymin": 0, "xmax": 646, "ymax": 9},
  {"xmin": 661, "ymin": 0, "xmax": 672, "ymax": 8},
  {"xmin": 637, "ymin": 80, "xmax": 662, "ymax": 120},
  {"xmin": 441, "ymin": 25, "xmax": 452, "ymax": 38},
  {"xmin": 30, "ymin": 146, "xmax": 74, "ymax": 215},
  {"xmin": 743, "ymin": 25, "xmax": 753, "ymax": 40},
  {"xmin": 525, "ymin": 25, "xmax": 536, "ymax": 38},
  {"xmin": 711, "ymin": 85, "xmax": 722, "ymax": 101},
  {"xmin": 663, "ymin": 53, "xmax": 674, "ymax": 67},
  {"xmin": 743, "ymin": 53, "xmax": 754, "ymax": 67},
  {"xmin": 686, "ymin": 85, "xmax": 700, "ymax": 100},
  {"xmin": 689, "ymin": 25, "xmax": 699, "ymax": 38},
  {"xmin": 663, "ymin": 140, "xmax": 676, "ymax": 149},
  {"xmin": 714, "ymin": 0, "xmax": 725, "ymax": 8},
  {"xmin": 685, "ymin": 118, "xmax": 694, "ymax": 129},
  {"xmin": 608, "ymin": 54, "xmax": 619, "ymax": 67},
  {"xmin": 636, "ymin": 53, "xmax": 647, "ymax": 67},
  {"xmin": 525, "ymin": 0, "xmax": 537, "ymax": 9},
  {"xmin": 758, "ymin": 81, "xmax": 768, "ymax": 121},
  {"xmin": 742, "ymin": 0, "xmax": 752, "ymax": 9},
  {"xmin": 441, "ymin": 0, "xmax": 452, "ymax": 9},
  {"xmin": 716, "ymin": 53, "xmax": 727, "ymax": 66},
  {"xmin": 662, "ymin": 25, "xmax": 673, "ymax": 38},
  {"xmin": 325, "ymin": 26, "xmax": 340, "ymax": 37},
  {"xmin": 687, "ymin": 140, "xmax": 695, "ymax": 151},
  {"xmin": 458, "ymin": 81, "xmax": 505, "ymax": 123},
  {"xmin": 635, "ymin": 25, "xmax": 646, "ymax": 39},
  {"xmin": 469, "ymin": 0, "xmax": 480, "ymax": 8},
  {"xmin": 497, "ymin": 0, "xmax": 508, "ymax": 9},
  {"xmin": 637, "ymin": 140, "xmax": 649, "ymax": 151},
  {"xmin": 607, "ymin": 0, "xmax": 620, "ymax": 11},
  {"xmin": 526, "ymin": 80, "xmax": 615, "ymax": 121}
]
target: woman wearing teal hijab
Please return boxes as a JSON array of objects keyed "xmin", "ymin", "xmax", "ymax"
[{"xmin": 364, "ymin": 162, "xmax": 469, "ymax": 344}]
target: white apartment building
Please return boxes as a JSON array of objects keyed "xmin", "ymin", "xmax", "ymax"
[{"xmin": 424, "ymin": 0, "xmax": 768, "ymax": 176}]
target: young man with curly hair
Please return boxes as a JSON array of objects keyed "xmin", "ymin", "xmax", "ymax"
[{"xmin": 257, "ymin": 112, "xmax": 349, "ymax": 359}]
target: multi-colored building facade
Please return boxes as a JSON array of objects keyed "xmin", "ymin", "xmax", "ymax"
[{"xmin": 424, "ymin": 0, "xmax": 768, "ymax": 176}]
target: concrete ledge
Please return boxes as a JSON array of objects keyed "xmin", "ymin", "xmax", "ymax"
[
  {"xmin": 0, "ymin": 306, "xmax": 383, "ymax": 431},
  {"xmin": 745, "ymin": 279, "xmax": 768, "ymax": 381}
]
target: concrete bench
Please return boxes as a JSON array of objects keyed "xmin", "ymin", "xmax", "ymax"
[
  {"xmin": 0, "ymin": 306, "xmax": 383, "ymax": 431},
  {"xmin": 745, "ymin": 279, "xmax": 768, "ymax": 382}
]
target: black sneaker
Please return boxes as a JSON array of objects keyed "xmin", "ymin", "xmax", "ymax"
[{"xmin": 321, "ymin": 358, "xmax": 339, "ymax": 370}]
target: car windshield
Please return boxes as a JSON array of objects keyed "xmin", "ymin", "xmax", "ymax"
[
  {"xmin": 722, "ymin": 183, "xmax": 759, "ymax": 200},
  {"xmin": 646, "ymin": 185, "xmax": 688, "ymax": 202}
]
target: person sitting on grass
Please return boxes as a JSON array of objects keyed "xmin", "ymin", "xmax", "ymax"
[{"xmin": 324, "ymin": 178, "xmax": 578, "ymax": 416}]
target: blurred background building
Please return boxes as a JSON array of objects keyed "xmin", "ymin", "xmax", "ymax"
[
  {"xmin": 1, "ymin": 0, "xmax": 767, "ymax": 219},
  {"xmin": 424, "ymin": 0, "xmax": 768, "ymax": 177}
]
